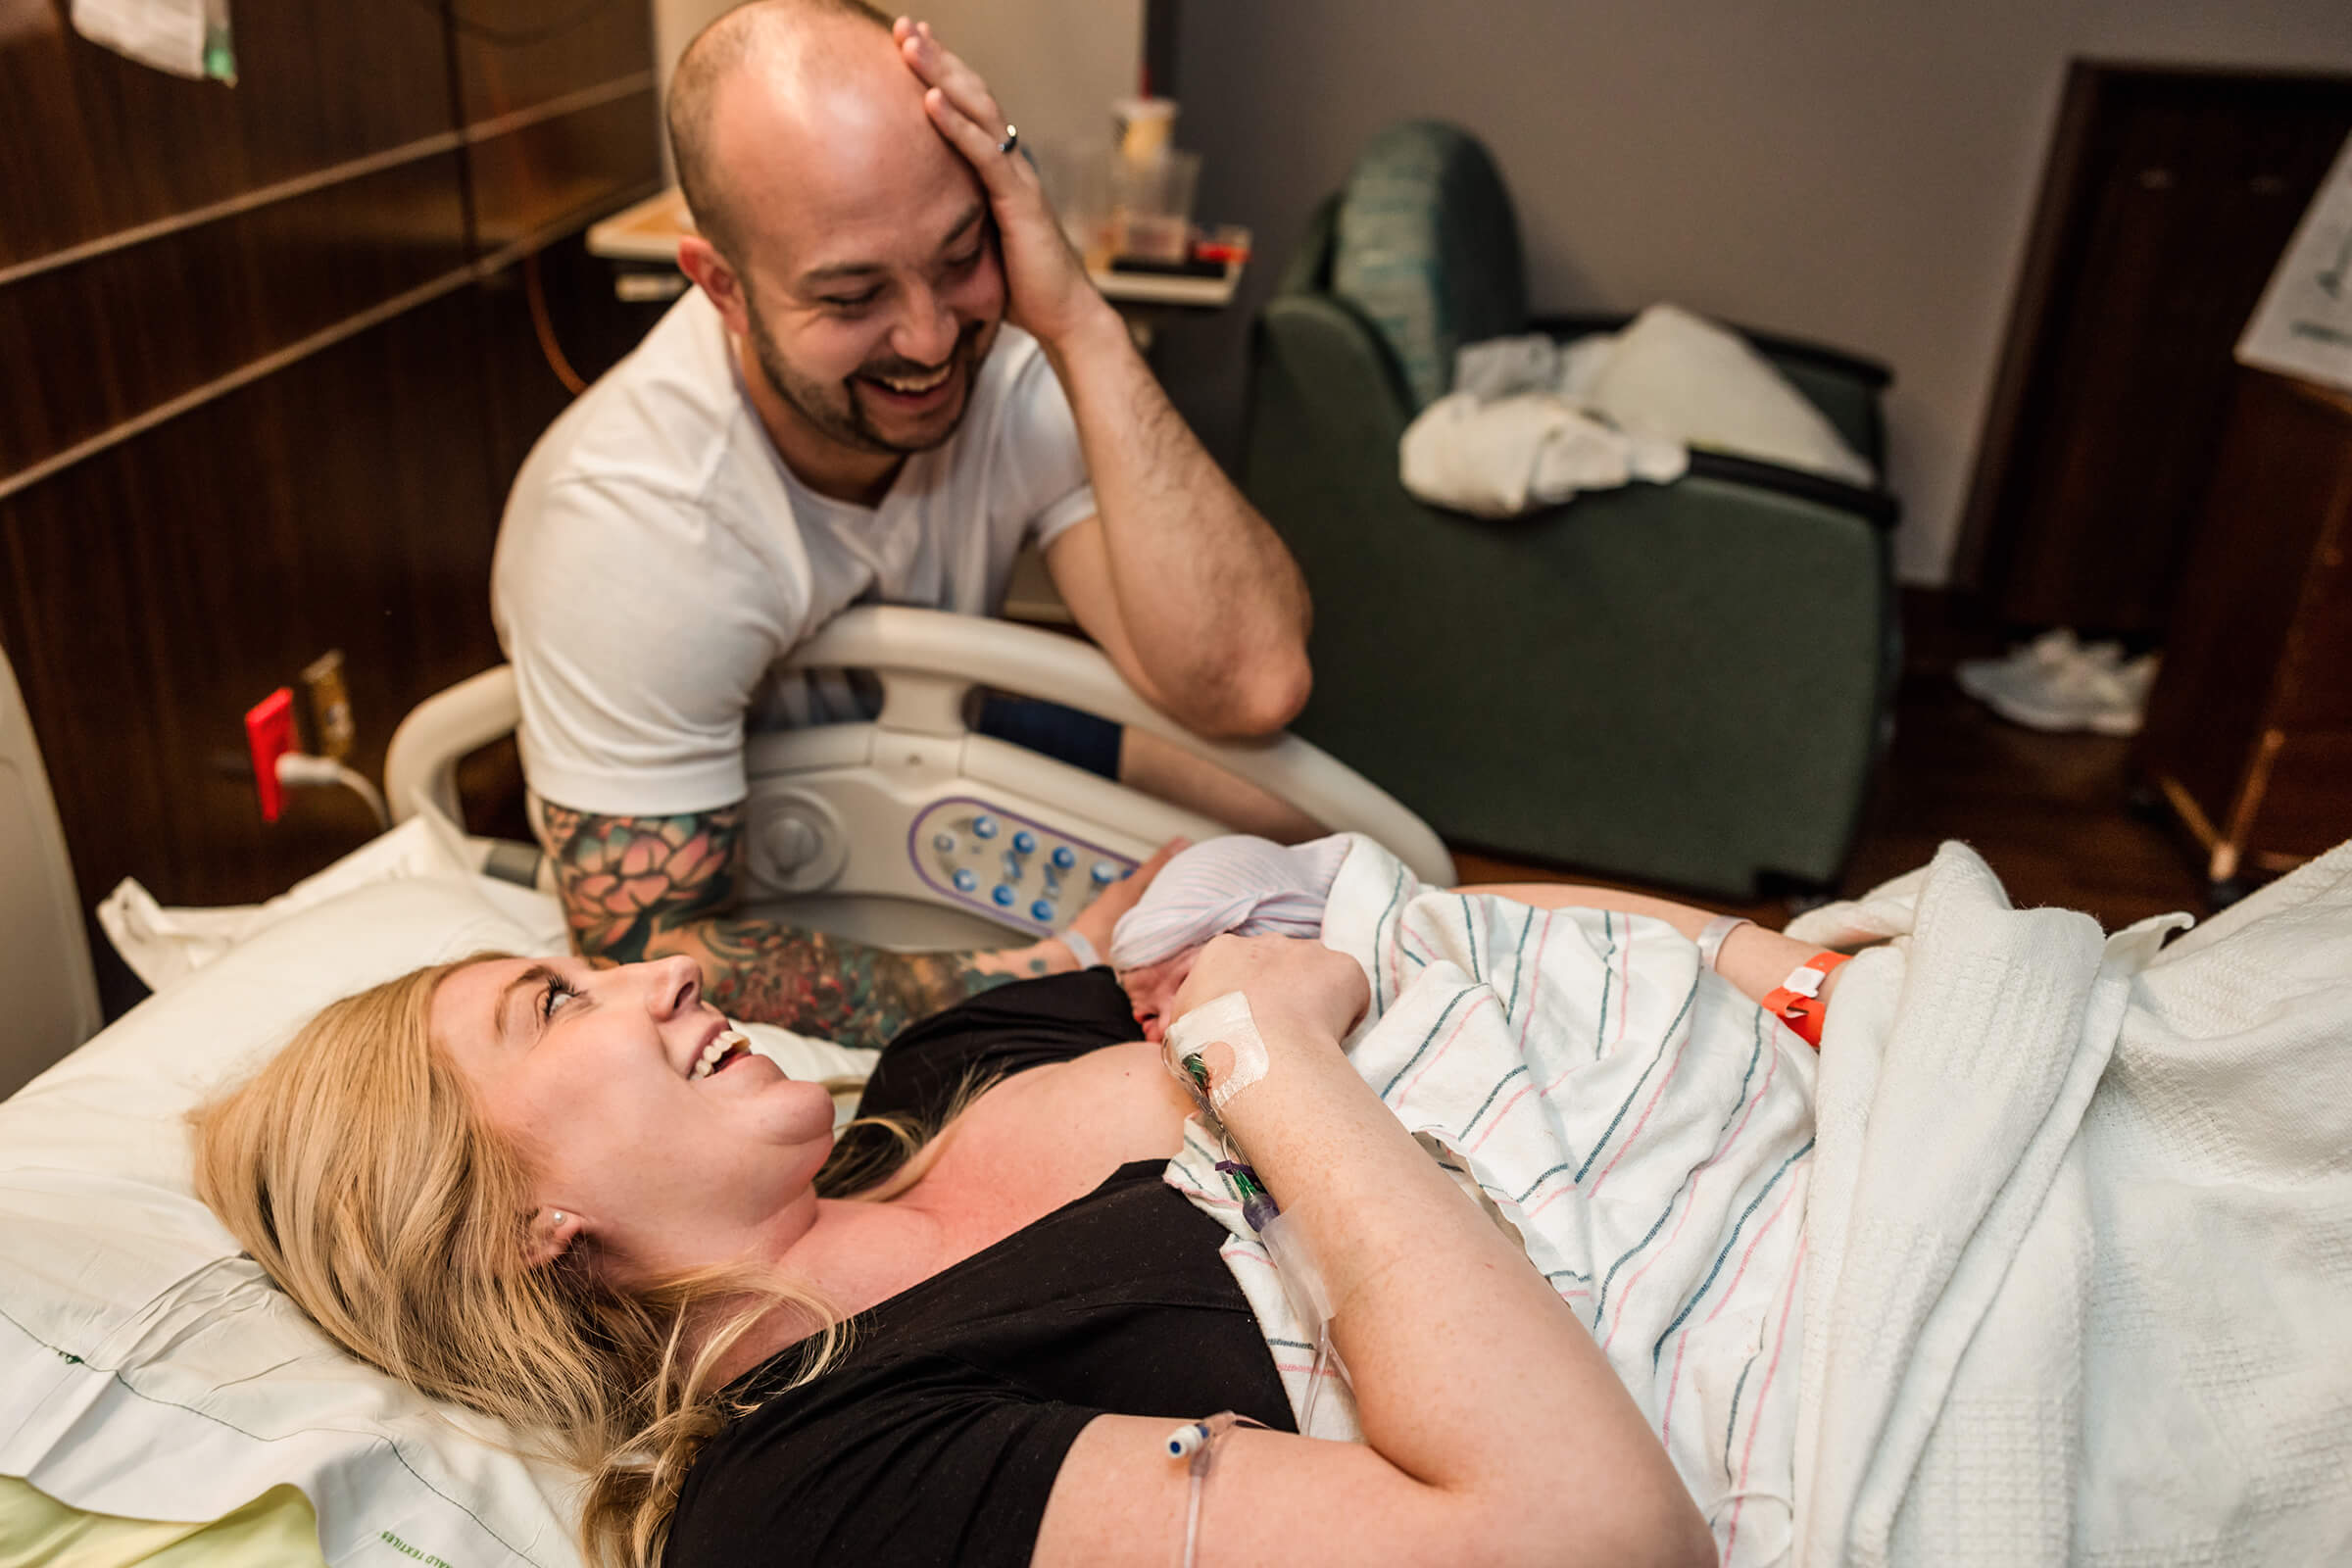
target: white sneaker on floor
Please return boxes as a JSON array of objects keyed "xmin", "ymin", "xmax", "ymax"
[{"xmin": 1956, "ymin": 631, "xmax": 2159, "ymax": 735}]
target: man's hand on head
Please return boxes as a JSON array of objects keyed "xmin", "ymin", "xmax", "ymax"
[{"xmin": 893, "ymin": 17, "xmax": 1116, "ymax": 351}]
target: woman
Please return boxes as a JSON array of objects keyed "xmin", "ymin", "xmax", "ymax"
[{"xmin": 195, "ymin": 883, "xmax": 1839, "ymax": 1567}]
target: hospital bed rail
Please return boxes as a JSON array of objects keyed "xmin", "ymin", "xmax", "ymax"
[{"xmin": 386, "ymin": 607, "xmax": 1455, "ymax": 950}]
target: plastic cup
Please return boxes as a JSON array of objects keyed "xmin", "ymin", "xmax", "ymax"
[
  {"xmin": 1108, "ymin": 148, "xmax": 1200, "ymax": 264},
  {"xmin": 1037, "ymin": 141, "xmax": 1116, "ymax": 269}
]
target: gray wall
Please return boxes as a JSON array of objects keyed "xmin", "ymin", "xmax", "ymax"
[{"xmin": 1159, "ymin": 0, "xmax": 2352, "ymax": 586}]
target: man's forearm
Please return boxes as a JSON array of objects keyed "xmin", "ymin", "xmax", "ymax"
[
  {"xmin": 542, "ymin": 799, "xmax": 1073, "ymax": 1048},
  {"xmin": 636, "ymin": 915, "xmax": 1059, "ymax": 1049},
  {"xmin": 1041, "ymin": 303, "xmax": 1312, "ymax": 736}
]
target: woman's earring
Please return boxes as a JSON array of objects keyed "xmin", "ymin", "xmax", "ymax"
[{"xmin": 551, "ymin": 1210, "xmax": 565, "ymax": 1225}]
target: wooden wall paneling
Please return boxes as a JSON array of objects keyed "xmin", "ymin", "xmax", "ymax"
[
  {"xmin": 450, "ymin": 0, "xmax": 660, "ymax": 126},
  {"xmin": 0, "ymin": 154, "xmax": 473, "ymax": 478},
  {"xmin": 0, "ymin": 291, "xmax": 512, "ymax": 976},
  {"xmin": 0, "ymin": 0, "xmax": 453, "ymax": 269},
  {"xmin": 472, "ymin": 242, "xmax": 615, "ymax": 493},
  {"xmin": 0, "ymin": 0, "xmax": 662, "ymax": 1019},
  {"xmin": 467, "ymin": 89, "xmax": 663, "ymax": 258}
]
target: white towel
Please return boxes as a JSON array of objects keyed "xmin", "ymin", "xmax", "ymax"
[{"xmin": 1399, "ymin": 391, "xmax": 1688, "ymax": 516}]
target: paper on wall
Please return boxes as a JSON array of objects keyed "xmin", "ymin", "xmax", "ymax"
[
  {"xmin": 69, "ymin": 0, "xmax": 234, "ymax": 83},
  {"xmin": 2236, "ymin": 130, "xmax": 2352, "ymax": 395}
]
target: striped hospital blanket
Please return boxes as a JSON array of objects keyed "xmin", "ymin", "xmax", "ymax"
[{"xmin": 1165, "ymin": 835, "xmax": 1818, "ymax": 1565}]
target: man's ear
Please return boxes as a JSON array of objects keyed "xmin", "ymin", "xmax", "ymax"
[
  {"xmin": 523, "ymin": 1206, "xmax": 585, "ymax": 1270},
  {"xmin": 678, "ymin": 235, "xmax": 751, "ymax": 334}
]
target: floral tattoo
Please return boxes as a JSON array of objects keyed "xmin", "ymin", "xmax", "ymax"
[{"xmin": 539, "ymin": 802, "xmax": 1026, "ymax": 1048}]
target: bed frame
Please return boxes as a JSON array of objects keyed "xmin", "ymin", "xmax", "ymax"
[{"xmin": 387, "ymin": 606, "xmax": 1455, "ymax": 952}]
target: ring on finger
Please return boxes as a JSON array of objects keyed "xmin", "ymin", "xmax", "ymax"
[{"xmin": 998, "ymin": 123, "xmax": 1018, "ymax": 156}]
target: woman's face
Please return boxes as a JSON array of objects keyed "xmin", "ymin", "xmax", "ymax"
[
  {"xmin": 1117, "ymin": 948, "xmax": 1200, "ymax": 1044},
  {"xmin": 431, "ymin": 955, "xmax": 838, "ymax": 1283}
]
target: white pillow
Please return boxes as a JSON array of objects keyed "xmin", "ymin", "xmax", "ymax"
[
  {"xmin": 0, "ymin": 869, "xmax": 872, "ymax": 1565},
  {"xmin": 1583, "ymin": 303, "xmax": 1877, "ymax": 486}
]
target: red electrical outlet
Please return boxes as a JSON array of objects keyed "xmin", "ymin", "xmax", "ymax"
[{"xmin": 244, "ymin": 687, "xmax": 297, "ymax": 822}]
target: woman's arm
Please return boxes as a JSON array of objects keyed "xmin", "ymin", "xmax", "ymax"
[
  {"xmin": 1031, "ymin": 937, "xmax": 1715, "ymax": 1568},
  {"xmin": 1458, "ymin": 881, "xmax": 1850, "ymax": 1014}
]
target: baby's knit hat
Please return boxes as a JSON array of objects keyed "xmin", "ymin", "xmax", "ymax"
[{"xmin": 1107, "ymin": 833, "xmax": 1351, "ymax": 970}]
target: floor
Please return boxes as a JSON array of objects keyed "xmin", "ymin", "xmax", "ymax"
[{"xmin": 1452, "ymin": 590, "xmax": 2216, "ymax": 934}]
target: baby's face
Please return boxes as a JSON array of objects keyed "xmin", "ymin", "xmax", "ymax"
[{"xmin": 1116, "ymin": 948, "xmax": 1200, "ymax": 1044}]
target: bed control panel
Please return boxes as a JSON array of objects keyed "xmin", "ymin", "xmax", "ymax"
[{"xmin": 908, "ymin": 798, "xmax": 1136, "ymax": 935}]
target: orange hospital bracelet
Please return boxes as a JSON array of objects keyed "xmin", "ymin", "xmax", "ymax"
[{"xmin": 1761, "ymin": 952, "xmax": 1851, "ymax": 1049}]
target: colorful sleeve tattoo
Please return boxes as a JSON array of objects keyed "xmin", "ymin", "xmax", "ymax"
[{"xmin": 538, "ymin": 801, "xmax": 1052, "ymax": 1049}]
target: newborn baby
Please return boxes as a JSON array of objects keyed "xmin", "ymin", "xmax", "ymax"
[{"xmin": 1108, "ymin": 834, "xmax": 1352, "ymax": 1040}]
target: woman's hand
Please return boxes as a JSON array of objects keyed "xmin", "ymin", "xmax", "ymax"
[
  {"xmin": 893, "ymin": 18, "xmax": 1110, "ymax": 348},
  {"xmin": 1060, "ymin": 837, "xmax": 1184, "ymax": 965},
  {"xmin": 1169, "ymin": 933, "xmax": 1368, "ymax": 1048}
]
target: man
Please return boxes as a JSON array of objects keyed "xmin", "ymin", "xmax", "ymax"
[{"xmin": 490, "ymin": 2, "xmax": 1314, "ymax": 1046}]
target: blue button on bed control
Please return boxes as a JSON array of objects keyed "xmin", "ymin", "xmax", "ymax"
[
  {"xmin": 1012, "ymin": 830, "xmax": 1037, "ymax": 855},
  {"xmin": 992, "ymin": 883, "xmax": 1015, "ymax": 907},
  {"xmin": 953, "ymin": 868, "xmax": 977, "ymax": 893},
  {"xmin": 932, "ymin": 832, "xmax": 956, "ymax": 854},
  {"xmin": 972, "ymin": 814, "xmax": 999, "ymax": 839},
  {"xmin": 1092, "ymin": 860, "xmax": 1119, "ymax": 885},
  {"xmin": 1030, "ymin": 899, "xmax": 1054, "ymax": 923},
  {"xmin": 1051, "ymin": 846, "xmax": 1076, "ymax": 870}
]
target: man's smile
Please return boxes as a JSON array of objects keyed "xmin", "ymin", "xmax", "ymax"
[{"xmin": 852, "ymin": 353, "xmax": 965, "ymax": 416}]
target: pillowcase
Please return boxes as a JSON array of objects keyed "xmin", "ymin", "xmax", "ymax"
[
  {"xmin": 1583, "ymin": 303, "xmax": 1877, "ymax": 486},
  {"xmin": 0, "ymin": 867, "xmax": 874, "ymax": 1567}
]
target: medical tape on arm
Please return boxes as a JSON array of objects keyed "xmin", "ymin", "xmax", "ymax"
[
  {"xmin": 1163, "ymin": 991, "xmax": 1268, "ymax": 1113},
  {"xmin": 1166, "ymin": 990, "xmax": 1354, "ymax": 1429}
]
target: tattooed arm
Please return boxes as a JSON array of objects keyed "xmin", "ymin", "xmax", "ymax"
[{"xmin": 539, "ymin": 798, "xmax": 1164, "ymax": 1049}]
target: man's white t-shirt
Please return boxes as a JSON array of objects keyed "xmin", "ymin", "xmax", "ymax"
[{"xmin": 492, "ymin": 290, "xmax": 1097, "ymax": 817}]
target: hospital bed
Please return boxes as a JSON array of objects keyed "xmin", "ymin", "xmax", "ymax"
[
  {"xmin": 0, "ymin": 608, "xmax": 1451, "ymax": 1568},
  {"xmin": 7, "ymin": 612, "xmax": 2350, "ymax": 1568},
  {"xmin": 384, "ymin": 605, "xmax": 1455, "ymax": 946}
]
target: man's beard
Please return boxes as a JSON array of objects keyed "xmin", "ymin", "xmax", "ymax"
[{"xmin": 743, "ymin": 288, "xmax": 992, "ymax": 458}]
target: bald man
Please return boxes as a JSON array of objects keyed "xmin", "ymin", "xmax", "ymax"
[{"xmin": 489, "ymin": 3, "xmax": 1312, "ymax": 1045}]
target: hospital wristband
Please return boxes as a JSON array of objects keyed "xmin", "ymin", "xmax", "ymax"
[
  {"xmin": 1057, "ymin": 929, "xmax": 1102, "ymax": 970},
  {"xmin": 1694, "ymin": 913, "xmax": 1751, "ymax": 973},
  {"xmin": 1761, "ymin": 951, "xmax": 1850, "ymax": 1050}
]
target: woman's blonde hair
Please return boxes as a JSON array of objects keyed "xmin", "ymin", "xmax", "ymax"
[{"xmin": 191, "ymin": 956, "xmax": 950, "ymax": 1568}]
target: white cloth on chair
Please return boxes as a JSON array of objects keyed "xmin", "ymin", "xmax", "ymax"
[
  {"xmin": 1399, "ymin": 391, "xmax": 1688, "ymax": 516},
  {"xmin": 1401, "ymin": 303, "xmax": 1875, "ymax": 516}
]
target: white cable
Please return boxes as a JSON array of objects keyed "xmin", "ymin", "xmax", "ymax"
[{"xmin": 275, "ymin": 753, "xmax": 392, "ymax": 831}]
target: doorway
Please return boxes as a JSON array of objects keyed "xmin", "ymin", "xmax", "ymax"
[{"xmin": 1956, "ymin": 64, "xmax": 2352, "ymax": 635}]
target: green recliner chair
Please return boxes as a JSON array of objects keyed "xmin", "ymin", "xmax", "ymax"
[{"xmin": 1243, "ymin": 122, "xmax": 1900, "ymax": 899}]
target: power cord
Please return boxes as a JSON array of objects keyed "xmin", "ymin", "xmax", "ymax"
[{"xmin": 276, "ymin": 754, "xmax": 392, "ymax": 832}]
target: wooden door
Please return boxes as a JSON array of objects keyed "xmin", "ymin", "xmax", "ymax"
[{"xmin": 1958, "ymin": 66, "xmax": 2352, "ymax": 635}]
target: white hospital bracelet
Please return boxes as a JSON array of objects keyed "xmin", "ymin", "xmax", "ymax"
[
  {"xmin": 1058, "ymin": 929, "xmax": 1102, "ymax": 970},
  {"xmin": 1694, "ymin": 913, "xmax": 1751, "ymax": 973}
]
